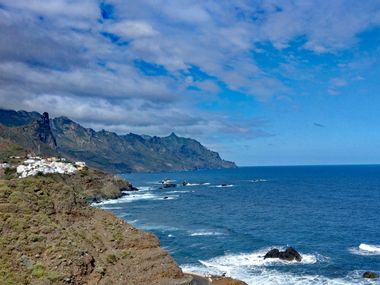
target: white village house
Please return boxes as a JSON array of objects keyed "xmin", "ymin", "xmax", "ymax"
[{"xmin": 15, "ymin": 157, "xmax": 86, "ymax": 178}]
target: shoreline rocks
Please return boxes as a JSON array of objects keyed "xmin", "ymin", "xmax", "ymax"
[
  {"xmin": 363, "ymin": 271, "xmax": 379, "ymax": 279},
  {"xmin": 264, "ymin": 247, "xmax": 302, "ymax": 262}
]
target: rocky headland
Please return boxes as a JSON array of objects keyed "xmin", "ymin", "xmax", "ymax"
[{"xmin": 0, "ymin": 141, "xmax": 245, "ymax": 285}]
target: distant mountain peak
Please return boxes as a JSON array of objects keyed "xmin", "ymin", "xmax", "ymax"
[{"xmin": 0, "ymin": 108, "xmax": 236, "ymax": 173}]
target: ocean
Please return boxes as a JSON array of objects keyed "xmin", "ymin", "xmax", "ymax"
[{"xmin": 94, "ymin": 166, "xmax": 380, "ymax": 284}]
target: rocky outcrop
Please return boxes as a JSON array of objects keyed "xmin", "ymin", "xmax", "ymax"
[
  {"xmin": 0, "ymin": 112, "xmax": 58, "ymax": 156},
  {"xmin": 264, "ymin": 247, "xmax": 302, "ymax": 262},
  {"xmin": 34, "ymin": 112, "xmax": 57, "ymax": 149},
  {"xmin": 363, "ymin": 271, "xmax": 379, "ymax": 279}
]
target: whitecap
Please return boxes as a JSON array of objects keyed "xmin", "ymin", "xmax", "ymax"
[
  {"xmin": 250, "ymin": 179, "xmax": 268, "ymax": 183},
  {"xmin": 164, "ymin": 190, "xmax": 190, "ymax": 194},
  {"xmin": 184, "ymin": 183, "xmax": 201, "ymax": 186},
  {"xmin": 349, "ymin": 243, "xmax": 380, "ymax": 256},
  {"xmin": 211, "ymin": 184, "xmax": 235, "ymax": 188},
  {"xmin": 161, "ymin": 195, "xmax": 178, "ymax": 200},
  {"xmin": 189, "ymin": 231, "xmax": 226, "ymax": 237},
  {"xmin": 137, "ymin": 224, "xmax": 181, "ymax": 232}
]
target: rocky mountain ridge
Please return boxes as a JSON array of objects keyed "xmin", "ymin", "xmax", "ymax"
[{"xmin": 0, "ymin": 109, "xmax": 236, "ymax": 173}]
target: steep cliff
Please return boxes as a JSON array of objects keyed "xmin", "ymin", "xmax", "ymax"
[{"xmin": 0, "ymin": 112, "xmax": 57, "ymax": 156}]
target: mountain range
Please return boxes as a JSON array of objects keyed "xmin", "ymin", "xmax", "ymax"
[{"xmin": 0, "ymin": 109, "xmax": 236, "ymax": 172}]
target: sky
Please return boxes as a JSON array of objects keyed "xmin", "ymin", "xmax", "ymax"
[{"xmin": 0, "ymin": 1, "xmax": 380, "ymax": 166}]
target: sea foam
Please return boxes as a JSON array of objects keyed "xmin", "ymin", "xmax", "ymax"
[
  {"xmin": 189, "ymin": 231, "xmax": 226, "ymax": 237},
  {"xmin": 210, "ymin": 184, "xmax": 235, "ymax": 188},
  {"xmin": 181, "ymin": 248, "xmax": 371, "ymax": 285},
  {"xmin": 250, "ymin": 179, "xmax": 268, "ymax": 183},
  {"xmin": 137, "ymin": 186, "xmax": 156, "ymax": 191},
  {"xmin": 92, "ymin": 191, "xmax": 177, "ymax": 206},
  {"xmin": 198, "ymin": 247, "xmax": 319, "ymax": 269},
  {"xmin": 349, "ymin": 243, "xmax": 380, "ymax": 256}
]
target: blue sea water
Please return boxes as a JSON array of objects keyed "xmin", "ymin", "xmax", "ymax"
[{"xmin": 94, "ymin": 166, "xmax": 380, "ymax": 284}]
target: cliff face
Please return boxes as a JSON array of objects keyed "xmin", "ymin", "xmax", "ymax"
[
  {"xmin": 0, "ymin": 112, "xmax": 58, "ymax": 156},
  {"xmin": 0, "ymin": 109, "xmax": 236, "ymax": 173},
  {"xmin": 51, "ymin": 116, "xmax": 236, "ymax": 173},
  {"xmin": 35, "ymin": 112, "xmax": 57, "ymax": 149}
]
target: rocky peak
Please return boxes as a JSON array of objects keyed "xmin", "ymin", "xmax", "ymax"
[{"xmin": 34, "ymin": 112, "xmax": 57, "ymax": 149}]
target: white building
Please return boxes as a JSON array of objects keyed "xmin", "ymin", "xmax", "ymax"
[{"xmin": 16, "ymin": 157, "xmax": 78, "ymax": 178}]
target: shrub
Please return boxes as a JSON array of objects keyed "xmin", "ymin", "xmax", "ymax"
[{"xmin": 32, "ymin": 263, "xmax": 45, "ymax": 278}]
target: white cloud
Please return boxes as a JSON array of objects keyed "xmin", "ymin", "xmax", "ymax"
[
  {"xmin": 105, "ymin": 20, "xmax": 158, "ymax": 39},
  {"xmin": 0, "ymin": 0, "xmax": 380, "ymax": 145}
]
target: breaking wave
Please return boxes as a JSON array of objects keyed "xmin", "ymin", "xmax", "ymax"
[
  {"xmin": 92, "ymin": 192, "xmax": 178, "ymax": 206},
  {"xmin": 349, "ymin": 243, "xmax": 380, "ymax": 256},
  {"xmin": 181, "ymin": 248, "xmax": 375, "ymax": 285}
]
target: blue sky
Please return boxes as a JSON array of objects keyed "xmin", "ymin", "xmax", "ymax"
[{"xmin": 0, "ymin": 1, "xmax": 380, "ymax": 165}]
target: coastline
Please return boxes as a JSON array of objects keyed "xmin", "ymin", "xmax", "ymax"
[
  {"xmin": 2, "ymin": 148, "xmax": 378, "ymax": 284},
  {"xmin": 97, "ymin": 168, "xmax": 380, "ymax": 285},
  {"xmin": 90, "ymin": 177, "xmax": 247, "ymax": 285},
  {"xmin": 0, "ymin": 163, "xmax": 246, "ymax": 284}
]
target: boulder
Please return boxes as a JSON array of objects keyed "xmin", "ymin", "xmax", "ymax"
[
  {"xmin": 120, "ymin": 185, "xmax": 138, "ymax": 192},
  {"xmin": 264, "ymin": 248, "xmax": 280, "ymax": 259},
  {"xmin": 264, "ymin": 247, "xmax": 302, "ymax": 262},
  {"xmin": 363, "ymin": 271, "xmax": 379, "ymax": 279}
]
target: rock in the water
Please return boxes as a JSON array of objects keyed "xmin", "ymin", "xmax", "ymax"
[
  {"xmin": 363, "ymin": 271, "xmax": 379, "ymax": 279},
  {"xmin": 264, "ymin": 248, "xmax": 280, "ymax": 259},
  {"xmin": 120, "ymin": 185, "xmax": 138, "ymax": 192},
  {"xmin": 264, "ymin": 247, "xmax": 302, "ymax": 262}
]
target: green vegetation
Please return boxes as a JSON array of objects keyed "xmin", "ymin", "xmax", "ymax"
[
  {"xmin": 3, "ymin": 167, "xmax": 17, "ymax": 180},
  {"xmin": 0, "ymin": 138, "xmax": 25, "ymax": 161},
  {"xmin": 106, "ymin": 254, "xmax": 117, "ymax": 264}
]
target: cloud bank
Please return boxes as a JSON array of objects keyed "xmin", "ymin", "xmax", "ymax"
[{"xmin": 0, "ymin": 0, "xmax": 379, "ymax": 144}]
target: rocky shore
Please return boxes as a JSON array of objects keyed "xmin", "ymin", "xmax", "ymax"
[{"xmin": 0, "ymin": 142, "xmax": 245, "ymax": 284}]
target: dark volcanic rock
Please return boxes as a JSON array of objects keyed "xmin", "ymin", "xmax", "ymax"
[
  {"xmin": 34, "ymin": 112, "xmax": 57, "ymax": 148},
  {"xmin": 264, "ymin": 248, "xmax": 281, "ymax": 259},
  {"xmin": 0, "ymin": 112, "xmax": 58, "ymax": 156},
  {"xmin": 121, "ymin": 185, "xmax": 138, "ymax": 191},
  {"xmin": 363, "ymin": 271, "xmax": 379, "ymax": 279},
  {"xmin": 264, "ymin": 247, "xmax": 302, "ymax": 262}
]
